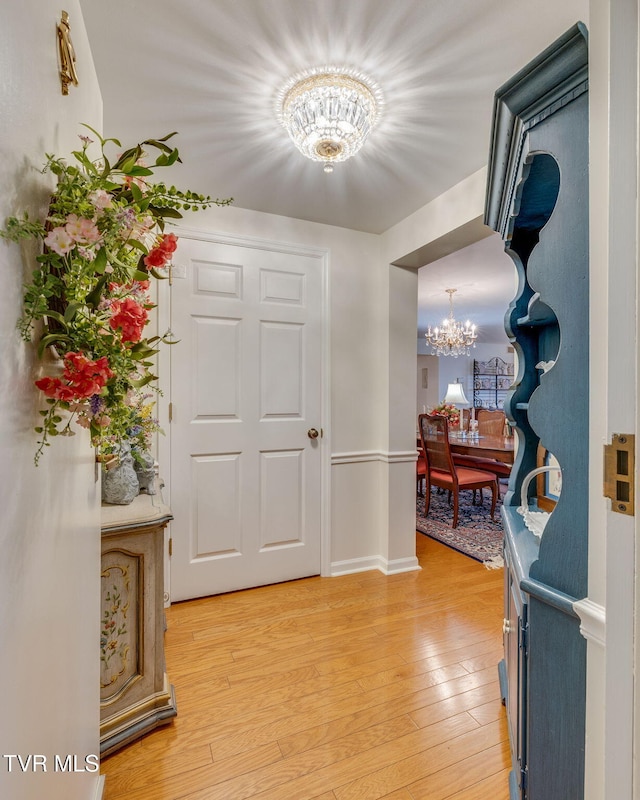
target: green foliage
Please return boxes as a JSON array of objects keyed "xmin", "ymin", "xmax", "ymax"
[{"xmin": 2, "ymin": 128, "xmax": 232, "ymax": 464}]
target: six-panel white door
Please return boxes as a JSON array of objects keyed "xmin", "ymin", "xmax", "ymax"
[{"xmin": 168, "ymin": 236, "xmax": 324, "ymax": 602}]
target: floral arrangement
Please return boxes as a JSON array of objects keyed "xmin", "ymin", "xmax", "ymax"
[
  {"xmin": 2, "ymin": 126, "xmax": 231, "ymax": 464},
  {"xmin": 431, "ymin": 402, "xmax": 460, "ymax": 426}
]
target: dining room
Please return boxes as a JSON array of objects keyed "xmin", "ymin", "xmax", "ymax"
[{"xmin": 415, "ymin": 232, "xmax": 516, "ymax": 563}]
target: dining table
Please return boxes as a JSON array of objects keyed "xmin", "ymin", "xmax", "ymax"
[
  {"xmin": 417, "ymin": 433, "xmax": 515, "ymax": 465},
  {"xmin": 448, "ymin": 433, "xmax": 515, "ymax": 464}
]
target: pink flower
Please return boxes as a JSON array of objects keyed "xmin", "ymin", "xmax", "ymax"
[
  {"xmin": 123, "ymin": 174, "xmax": 147, "ymax": 191},
  {"xmin": 88, "ymin": 190, "xmax": 112, "ymax": 210},
  {"xmin": 76, "ymin": 246, "xmax": 94, "ymax": 260},
  {"xmin": 44, "ymin": 226, "xmax": 74, "ymax": 256},
  {"xmin": 65, "ymin": 214, "xmax": 101, "ymax": 245},
  {"xmin": 127, "ymin": 215, "xmax": 155, "ymax": 246}
]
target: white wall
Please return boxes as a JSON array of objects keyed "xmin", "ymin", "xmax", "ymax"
[
  {"xmin": 381, "ymin": 264, "xmax": 422, "ymax": 569},
  {"xmin": 382, "ymin": 168, "xmax": 489, "ymax": 267},
  {"xmin": 0, "ymin": 4, "xmax": 102, "ymax": 799},
  {"xmin": 416, "ymin": 354, "xmax": 439, "ymax": 415},
  {"xmin": 417, "ymin": 339, "xmax": 513, "ymax": 407},
  {"xmin": 436, "ymin": 355, "xmax": 473, "ymax": 405}
]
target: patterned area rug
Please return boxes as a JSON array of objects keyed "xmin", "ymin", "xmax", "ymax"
[{"xmin": 416, "ymin": 487, "xmax": 504, "ymax": 567}]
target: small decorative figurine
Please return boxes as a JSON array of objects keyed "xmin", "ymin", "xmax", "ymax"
[
  {"xmin": 102, "ymin": 443, "xmax": 139, "ymax": 505},
  {"xmin": 57, "ymin": 10, "xmax": 79, "ymax": 95},
  {"xmin": 134, "ymin": 451, "xmax": 157, "ymax": 495}
]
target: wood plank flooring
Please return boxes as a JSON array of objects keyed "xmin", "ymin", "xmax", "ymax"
[{"xmin": 101, "ymin": 534, "xmax": 510, "ymax": 800}]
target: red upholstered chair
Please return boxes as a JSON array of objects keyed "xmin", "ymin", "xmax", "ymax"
[
  {"xmin": 452, "ymin": 453, "xmax": 512, "ymax": 481},
  {"xmin": 418, "ymin": 413, "xmax": 498, "ymax": 529},
  {"xmin": 416, "ymin": 446, "xmax": 427, "ymax": 495}
]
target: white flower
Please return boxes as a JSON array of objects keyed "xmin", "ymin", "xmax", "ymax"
[{"xmin": 44, "ymin": 226, "xmax": 74, "ymax": 255}]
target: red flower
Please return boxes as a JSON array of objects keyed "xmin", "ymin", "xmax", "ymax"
[
  {"xmin": 159, "ymin": 232, "xmax": 178, "ymax": 254},
  {"xmin": 56, "ymin": 384, "xmax": 80, "ymax": 402},
  {"xmin": 35, "ymin": 352, "xmax": 114, "ymax": 402},
  {"xmin": 35, "ymin": 376, "xmax": 63, "ymax": 398},
  {"xmin": 143, "ymin": 232, "xmax": 178, "ymax": 269},
  {"xmin": 93, "ymin": 356, "xmax": 114, "ymax": 381},
  {"xmin": 143, "ymin": 247, "xmax": 167, "ymax": 268},
  {"xmin": 63, "ymin": 352, "xmax": 114, "ymax": 398},
  {"xmin": 109, "ymin": 297, "xmax": 148, "ymax": 343}
]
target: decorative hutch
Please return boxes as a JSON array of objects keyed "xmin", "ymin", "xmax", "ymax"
[{"xmin": 485, "ymin": 24, "xmax": 589, "ymax": 800}]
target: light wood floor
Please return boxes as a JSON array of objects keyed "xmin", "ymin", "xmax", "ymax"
[{"xmin": 101, "ymin": 534, "xmax": 510, "ymax": 800}]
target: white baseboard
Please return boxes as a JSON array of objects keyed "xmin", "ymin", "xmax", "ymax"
[
  {"xmin": 330, "ymin": 556, "xmax": 382, "ymax": 575},
  {"xmin": 379, "ymin": 555, "xmax": 421, "ymax": 575},
  {"xmin": 330, "ymin": 555, "xmax": 421, "ymax": 577},
  {"xmin": 93, "ymin": 775, "xmax": 105, "ymax": 800}
]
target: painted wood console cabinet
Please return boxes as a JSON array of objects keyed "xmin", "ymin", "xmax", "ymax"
[
  {"xmin": 485, "ymin": 24, "xmax": 589, "ymax": 800},
  {"xmin": 100, "ymin": 490, "xmax": 176, "ymax": 756}
]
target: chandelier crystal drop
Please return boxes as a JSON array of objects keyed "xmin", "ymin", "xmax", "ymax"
[
  {"xmin": 425, "ymin": 289, "xmax": 477, "ymax": 358},
  {"xmin": 277, "ymin": 67, "xmax": 383, "ymax": 169}
]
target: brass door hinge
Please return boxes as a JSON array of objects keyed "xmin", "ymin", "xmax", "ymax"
[
  {"xmin": 604, "ymin": 433, "xmax": 635, "ymax": 515},
  {"xmin": 168, "ymin": 538, "xmax": 173, "ymax": 557},
  {"xmin": 168, "ymin": 402, "xmax": 173, "ymax": 422}
]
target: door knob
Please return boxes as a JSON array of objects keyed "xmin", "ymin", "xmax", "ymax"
[{"xmin": 307, "ymin": 428, "xmax": 319, "ymax": 439}]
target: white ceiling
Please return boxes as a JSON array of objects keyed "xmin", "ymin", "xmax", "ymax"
[
  {"xmin": 418, "ymin": 234, "xmax": 515, "ymax": 344},
  {"xmin": 80, "ymin": 0, "xmax": 588, "ymax": 341}
]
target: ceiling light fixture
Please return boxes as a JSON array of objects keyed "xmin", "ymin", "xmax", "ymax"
[
  {"xmin": 425, "ymin": 289, "xmax": 477, "ymax": 357},
  {"xmin": 277, "ymin": 66, "xmax": 383, "ymax": 173}
]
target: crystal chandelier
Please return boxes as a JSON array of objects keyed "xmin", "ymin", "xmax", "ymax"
[
  {"xmin": 425, "ymin": 289, "xmax": 477, "ymax": 357},
  {"xmin": 277, "ymin": 66, "xmax": 383, "ymax": 173}
]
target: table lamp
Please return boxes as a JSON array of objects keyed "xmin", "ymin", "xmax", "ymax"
[{"xmin": 443, "ymin": 381, "xmax": 470, "ymax": 433}]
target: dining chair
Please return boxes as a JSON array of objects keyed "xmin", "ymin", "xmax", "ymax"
[
  {"xmin": 416, "ymin": 445, "xmax": 427, "ymax": 496},
  {"xmin": 476, "ymin": 408, "xmax": 506, "ymax": 436},
  {"xmin": 418, "ymin": 413, "xmax": 498, "ymax": 529},
  {"xmin": 452, "ymin": 452, "xmax": 511, "ymax": 482}
]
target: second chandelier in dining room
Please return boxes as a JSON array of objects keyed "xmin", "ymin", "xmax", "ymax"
[{"xmin": 425, "ymin": 288, "xmax": 477, "ymax": 357}]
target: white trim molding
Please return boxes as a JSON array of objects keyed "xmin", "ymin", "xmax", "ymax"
[
  {"xmin": 331, "ymin": 554, "xmax": 420, "ymax": 577},
  {"xmin": 332, "ymin": 449, "xmax": 418, "ymax": 465},
  {"xmin": 574, "ymin": 597, "xmax": 606, "ymax": 649}
]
